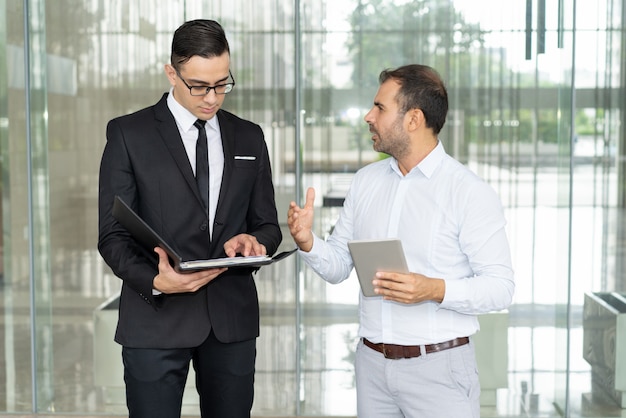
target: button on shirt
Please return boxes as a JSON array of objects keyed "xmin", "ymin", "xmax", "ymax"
[
  {"xmin": 167, "ymin": 90, "xmax": 224, "ymax": 238},
  {"xmin": 299, "ymin": 141, "xmax": 514, "ymax": 345}
]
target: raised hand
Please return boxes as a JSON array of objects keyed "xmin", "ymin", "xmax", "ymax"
[{"xmin": 287, "ymin": 187, "xmax": 316, "ymax": 252}]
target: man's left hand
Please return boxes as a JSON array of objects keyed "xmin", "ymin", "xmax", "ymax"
[{"xmin": 372, "ymin": 272, "xmax": 445, "ymax": 304}]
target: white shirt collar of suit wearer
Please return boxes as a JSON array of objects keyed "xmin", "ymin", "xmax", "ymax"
[{"xmin": 166, "ymin": 88, "xmax": 221, "ymax": 134}]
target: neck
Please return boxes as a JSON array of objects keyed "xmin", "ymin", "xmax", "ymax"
[{"xmin": 397, "ymin": 137, "xmax": 438, "ymax": 176}]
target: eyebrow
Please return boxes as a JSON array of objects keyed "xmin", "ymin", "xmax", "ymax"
[{"xmin": 187, "ymin": 74, "xmax": 230, "ymax": 86}]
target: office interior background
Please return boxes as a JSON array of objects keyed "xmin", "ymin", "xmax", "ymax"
[{"xmin": 1, "ymin": 0, "xmax": 626, "ymax": 417}]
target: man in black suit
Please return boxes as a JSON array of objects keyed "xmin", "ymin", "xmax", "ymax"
[{"xmin": 98, "ymin": 19, "xmax": 282, "ymax": 418}]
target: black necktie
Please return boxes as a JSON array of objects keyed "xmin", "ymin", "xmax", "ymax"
[{"xmin": 194, "ymin": 119, "xmax": 209, "ymax": 212}]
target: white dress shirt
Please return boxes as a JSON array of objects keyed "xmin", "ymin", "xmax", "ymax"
[
  {"xmin": 299, "ymin": 141, "xmax": 515, "ymax": 345},
  {"xmin": 167, "ymin": 90, "xmax": 224, "ymax": 238}
]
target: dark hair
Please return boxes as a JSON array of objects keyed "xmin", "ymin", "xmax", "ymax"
[
  {"xmin": 379, "ymin": 64, "xmax": 448, "ymax": 134},
  {"xmin": 170, "ymin": 19, "xmax": 230, "ymax": 71}
]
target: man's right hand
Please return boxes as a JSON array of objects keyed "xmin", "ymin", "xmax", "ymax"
[
  {"xmin": 152, "ymin": 247, "xmax": 226, "ymax": 293},
  {"xmin": 287, "ymin": 187, "xmax": 315, "ymax": 252}
]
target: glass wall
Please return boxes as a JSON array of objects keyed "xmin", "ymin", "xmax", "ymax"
[{"xmin": 0, "ymin": 0, "xmax": 624, "ymax": 416}]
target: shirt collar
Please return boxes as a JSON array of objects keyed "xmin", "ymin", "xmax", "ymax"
[
  {"xmin": 166, "ymin": 88, "xmax": 220, "ymax": 133},
  {"xmin": 389, "ymin": 140, "xmax": 445, "ymax": 179},
  {"xmin": 417, "ymin": 140, "xmax": 445, "ymax": 178}
]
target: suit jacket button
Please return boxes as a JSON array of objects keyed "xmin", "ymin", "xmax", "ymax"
[{"xmin": 200, "ymin": 223, "xmax": 208, "ymax": 231}]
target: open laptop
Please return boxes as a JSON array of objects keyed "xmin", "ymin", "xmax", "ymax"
[
  {"xmin": 348, "ymin": 238, "xmax": 409, "ymax": 297},
  {"xmin": 112, "ymin": 195, "xmax": 296, "ymax": 272}
]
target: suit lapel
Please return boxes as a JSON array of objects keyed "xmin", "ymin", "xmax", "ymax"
[
  {"xmin": 153, "ymin": 94, "xmax": 204, "ymax": 209},
  {"xmin": 216, "ymin": 110, "xmax": 234, "ymax": 212}
]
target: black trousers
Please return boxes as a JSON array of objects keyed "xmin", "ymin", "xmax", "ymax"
[{"xmin": 122, "ymin": 331, "xmax": 256, "ymax": 418}]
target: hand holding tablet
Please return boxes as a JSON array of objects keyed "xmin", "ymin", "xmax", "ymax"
[{"xmin": 347, "ymin": 238, "xmax": 409, "ymax": 297}]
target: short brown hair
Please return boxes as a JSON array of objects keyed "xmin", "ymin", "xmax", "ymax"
[{"xmin": 379, "ymin": 64, "xmax": 448, "ymax": 134}]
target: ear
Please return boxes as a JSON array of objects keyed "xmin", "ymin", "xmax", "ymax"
[
  {"xmin": 406, "ymin": 108, "xmax": 425, "ymax": 132},
  {"xmin": 164, "ymin": 64, "xmax": 177, "ymax": 87}
]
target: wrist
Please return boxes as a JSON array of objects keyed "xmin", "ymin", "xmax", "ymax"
[
  {"xmin": 299, "ymin": 233, "xmax": 314, "ymax": 252},
  {"xmin": 432, "ymin": 278, "xmax": 445, "ymax": 303},
  {"xmin": 152, "ymin": 274, "xmax": 162, "ymax": 293}
]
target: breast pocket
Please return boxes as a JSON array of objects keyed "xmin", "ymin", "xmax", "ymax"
[{"xmin": 229, "ymin": 157, "xmax": 258, "ymax": 196}]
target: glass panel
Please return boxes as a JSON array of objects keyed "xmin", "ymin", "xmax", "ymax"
[
  {"xmin": 42, "ymin": 0, "xmax": 182, "ymax": 414},
  {"xmin": 460, "ymin": 0, "xmax": 577, "ymax": 414},
  {"xmin": 0, "ymin": 0, "xmax": 34, "ymax": 413},
  {"xmin": 574, "ymin": 0, "xmax": 625, "ymax": 416},
  {"xmin": 299, "ymin": 1, "xmax": 360, "ymax": 414}
]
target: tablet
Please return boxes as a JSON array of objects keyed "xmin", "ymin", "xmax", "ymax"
[{"xmin": 348, "ymin": 238, "xmax": 409, "ymax": 297}]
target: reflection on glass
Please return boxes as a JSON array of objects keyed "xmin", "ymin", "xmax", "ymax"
[{"xmin": 0, "ymin": 0, "xmax": 624, "ymax": 416}]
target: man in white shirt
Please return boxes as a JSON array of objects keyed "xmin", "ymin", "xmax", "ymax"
[{"xmin": 287, "ymin": 64, "xmax": 515, "ymax": 418}]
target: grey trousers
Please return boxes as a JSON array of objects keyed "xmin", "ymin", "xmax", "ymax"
[{"xmin": 355, "ymin": 338, "xmax": 480, "ymax": 418}]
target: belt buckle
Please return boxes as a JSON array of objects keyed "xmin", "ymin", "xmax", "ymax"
[
  {"xmin": 381, "ymin": 343, "xmax": 398, "ymax": 359},
  {"xmin": 381, "ymin": 343, "xmax": 390, "ymax": 359}
]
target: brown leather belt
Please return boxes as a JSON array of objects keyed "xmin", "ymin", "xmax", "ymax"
[{"xmin": 363, "ymin": 337, "xmax": 470, "ymax": 359}]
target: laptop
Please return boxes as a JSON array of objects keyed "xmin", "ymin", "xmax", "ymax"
[
  {"xmin": 112, "ymin": 195, "xmax": 296, "ymax": 272},
  {"xmin": 348, "ymin": 238, "xmax": 409, "ymax": 297}
]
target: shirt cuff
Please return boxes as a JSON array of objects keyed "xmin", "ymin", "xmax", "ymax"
[{"xmin": 439, "ymin": 277, "xmax": 467, "ymax": 310}]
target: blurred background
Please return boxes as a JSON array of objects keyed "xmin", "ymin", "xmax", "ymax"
[{"xmin": 1, "ymin": 0, "xmax": 626, "ymax": 416}]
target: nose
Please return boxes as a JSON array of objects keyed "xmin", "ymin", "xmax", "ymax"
[
  {"xmin": 364, "ymin": 108, "xmax": 374, "ymax": 124},
  {"xmin": 202, "ymin": 89, "xmax": 218, "ymax": 103}
]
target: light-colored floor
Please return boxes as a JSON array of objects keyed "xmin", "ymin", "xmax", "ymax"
[{"xmin": 2, "ymin": 287, "xmax": 625, "ymax": 417}]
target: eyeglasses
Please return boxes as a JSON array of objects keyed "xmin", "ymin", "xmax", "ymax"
[{"xmin": 176, "ymin": 70, "xmax": 235, "ymax": 96}]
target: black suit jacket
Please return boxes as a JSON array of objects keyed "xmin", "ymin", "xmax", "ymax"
[{"xmin": 98, "ymin": 93, "xmax": 282, "ymax": 348}]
